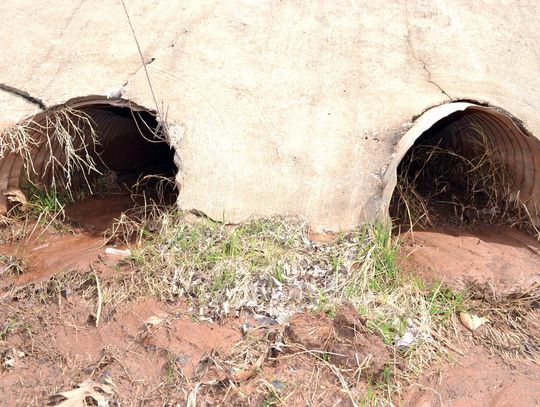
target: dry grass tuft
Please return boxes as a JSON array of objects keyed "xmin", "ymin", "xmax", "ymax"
[
  {"xmin": 392, "ymin": 123, "xmax": 539, "ymax": 237},
  {"xmin": 463, "ymin": 282, "xmax": 540, "ymax": 358}
]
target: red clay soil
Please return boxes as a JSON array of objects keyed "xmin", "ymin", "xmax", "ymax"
[
  {"xmin": 0, "ymin": 298, "xmax": 241, "ymax": 406},
  {"xmin": 64, "ymin": 193, "xmax": 135, "ymax": 234},
  {"xmin": 0, "ymin": 194, "xmax": 133, "ymax": 286},
  {"xmin": 0, "ymin": 225, "xmax": 130, "ymax": 288},
  {"xmin": 402, "ymin": 345, "xmax": 540, "ymax": 407},
  {"xmin": 399, "ymin": 225, "xmax": 540, "ymax": 292},
  {"xmin": 1, "ymin": 196, "xmax": 540, "ymax": 405},
  {"xmin": 2, "ymin": 232, "xmax": 104, "ymax": 285},
  {"xmin": 0, "ymin": 293, "xmax": 392, "ymax": 406},
  {"xmin": 1, "ymin": 286, "xmax": 538, "ymax": 406},
  {"xmin": 399, "ymin": 224, "xmax": 540, "ymax": 407}
]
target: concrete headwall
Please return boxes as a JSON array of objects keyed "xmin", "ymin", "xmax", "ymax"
[{"xmin": 1, "ymin": 1, "xmax": 538, "ymax": 231}]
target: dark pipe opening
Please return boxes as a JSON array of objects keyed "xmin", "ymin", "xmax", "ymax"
[
  {"xmin": 84, "ymin": 105, "xmax": 178, "ymax": 204},
  {"xmin": 390, "ymin": 107, "xmax": 539, "ymax": 236}
]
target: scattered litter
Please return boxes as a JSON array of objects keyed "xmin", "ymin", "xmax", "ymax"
[
  {"xmin": 104, "ymin": 247, "xmax": 131, "ymax": 257},
  {"xmin": 459, "ymin": 312, "xmax": 488, "ymax": 331},
  {"xmin": 49, "ymin": 379, "xmax": 114, "ymax": 407},
  {"xmin": 395, "ymin": 318, "xmax": 422, "ymax": 348},
  {"xmin": 156, "ymin": 220, "xmax": 373, "ymax": 322}
]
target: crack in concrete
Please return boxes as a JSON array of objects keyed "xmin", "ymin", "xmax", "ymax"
[
  {"xmin": 0, "ymin": 82, "xmax": 47, "ymax": 110},
  {"xmin": 404, "ymin": 2, "xmax": 452, "ymax": 100},
  {"xmin": 418, "ymin": 58, "xmax": 453, "ymax": 100}
]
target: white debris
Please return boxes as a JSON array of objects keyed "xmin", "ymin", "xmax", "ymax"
[
  {"xmin": 395, "ymin": 318, "xmax": 422, "ymax": 348},
  {"xmin": 104, "ymin": 247, "xmax": 131, "ymax": 257},
  {"xmin": 104, "ymin": 87, "xmax": 122, "ymax": 99}
]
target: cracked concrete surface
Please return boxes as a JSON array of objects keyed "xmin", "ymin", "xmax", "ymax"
[
  {"xmin": 0, "ymin": 1, "xmax": 538, "ymax": 230},
  {"xmin": 0, "ymin": 83, "xmax": 47, "ymax": 110},
  {"xmin": 404, "ymin": 2, "xmax": 453, "ymax": 100}
]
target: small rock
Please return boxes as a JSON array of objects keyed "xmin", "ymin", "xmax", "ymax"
[
  {"xmin": 460, "ymin": 312, "xmax": 488, "ymax": 331},
  {"xmin": 271, "ymin": 380, "xmax": 284, "ymax": 391}
]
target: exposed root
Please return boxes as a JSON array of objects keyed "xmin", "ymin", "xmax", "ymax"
[{"xmin": 0, "ymin": 105, "xmax": 101, "ymax": 198}]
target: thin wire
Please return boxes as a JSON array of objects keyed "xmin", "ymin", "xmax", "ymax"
[{"xmin": 121, "ymin": 0, "xmax": 163, "ymax": 125}]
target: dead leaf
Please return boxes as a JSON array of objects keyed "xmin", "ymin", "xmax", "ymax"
[
  {"xmin": 50, "ymin": 379, "xmax": 113, "ymax": 407},
  {"xmin": 4, "ymin": 189, "xmax": 28, "ymax": 212},
  {"xmin": 459, "ymin": 312, "xmax": 488, "ymax": 331},
  {"xmin": 144, "ymin": 315, "xmax": 164, "ymax": 326}
]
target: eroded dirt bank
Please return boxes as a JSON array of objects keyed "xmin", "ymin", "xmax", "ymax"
[
  {"xmin": 402, "ymin": 345, "xmax": 540, "ymax": 407},
  {"xmin": 400, "ymin": 225, "xmax": 540, "ymax": 292},
  {"xmin": 399, "ymin": 225, "xmax": 540, "ymax": 407}
]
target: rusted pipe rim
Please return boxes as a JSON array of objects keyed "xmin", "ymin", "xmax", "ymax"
[{"xmin": 0, "ymin": 96, "xmax": 175, "ymax": 212}]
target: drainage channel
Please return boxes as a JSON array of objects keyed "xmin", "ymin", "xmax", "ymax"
[{"xmin": 0, "ymin": 97, "xmax": 178, "ymax": 284}]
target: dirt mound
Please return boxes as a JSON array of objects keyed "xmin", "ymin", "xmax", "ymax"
[
  {"xmin": 400, "ymin": 225, "xmax": 540, "ymax": 292},
  {"xmin": 402, "ymin": 346, "xmax": 540, "ymax": 407},
  {"xmin": 189, "ymin": 303, "xmax": 390, "ymax": 406},
  {"xmin": 285, "ymin": 303, "xmax": 390, "ymax": 379}
]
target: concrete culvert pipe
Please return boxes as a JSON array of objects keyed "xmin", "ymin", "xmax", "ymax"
[
  {"xmin": 384, "ymin": 102, "xmax": 540, "ymax": 232},
  {"xmin": 0, "ymin": 97, "xmax": 178, "ymax": 212}
]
